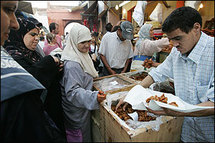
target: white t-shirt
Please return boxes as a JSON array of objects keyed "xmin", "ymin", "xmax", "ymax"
[{"xmin": 98, "ymin": 32, "xmax": 133, "ymax": 69}]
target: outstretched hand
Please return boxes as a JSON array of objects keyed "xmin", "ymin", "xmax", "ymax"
[
  {"xmin": 116, "ymin": 96, "xmax": 128, "ymax": 111},
  {"xmin": 97, "ymin": 90, "xmax": 106, "ymax": 103}
]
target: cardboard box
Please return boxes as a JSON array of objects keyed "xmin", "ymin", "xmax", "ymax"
[
  {"xmin": 93, "ymin": 74, "xmax": 136, "ymax": 93},
  {"xmin": 92, "ymin": 86, "xmax": 183, "ymax": 142}
]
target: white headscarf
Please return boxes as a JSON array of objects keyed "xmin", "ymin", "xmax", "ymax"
[
  {"xmin": 136, "ymin": 24, "xmax": 153, "ymax": 48},
  {"xmin": 61, "ymin": 23, "xmax": 98, "ymax": 77}
]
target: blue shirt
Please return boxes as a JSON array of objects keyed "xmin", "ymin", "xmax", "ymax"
[{"xmin": 149, "ymin": 32, "xmax": 214, "ymax": 142}]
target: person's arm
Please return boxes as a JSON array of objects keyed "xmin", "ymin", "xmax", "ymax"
[
  {"xmin": 121, "ymin": 58, "xmax": 131, "ymax": 73},
  {"xmin": 100, "ymin": 54, "xmax": 116, "ymax": 75},
  {"xmin": 141, "ymin": 38, "xmax": 170, "ymax": 56},
  {"xmin": 139, "ymin": 75, "xmax": 155, "ymax": 88},
  {"xmin": 63, "ymin": 62, "xmax": 100, "ymax": 110},
  {"xmin": 14, "ymin": 55, "xmax": 60, "ymax": 88},
  {"xmin": 147, "ymin": 101, "xmax": 214, "ymax": 117}
]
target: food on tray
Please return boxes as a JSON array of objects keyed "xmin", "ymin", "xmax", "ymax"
[
  {"xmin": 130, "ymin": 72, "xmax": 148, "ymax": 81},
  {"xmin": 142, "ymin": 58, "xmax": 153, "ymax": 68},
  {"xmin": 111, "ymin": 104, "xmax": 156, "ymax": 122},
  {"xmin": 168, "ymin": 102, "xmax": 178, "ymax": 107},
  {"xmin": 146, "ymin": 94, "xmax": 178, "ymax": 107},
  {"xmin": 146, "ymin": 94, "xmax": 168, "ymax": 104}
]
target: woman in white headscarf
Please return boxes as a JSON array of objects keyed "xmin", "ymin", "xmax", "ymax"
[
  {"xmin": 60, "ymin": 23, "xmax": 106, "ymax": 142},
  {"xmin": 133, "ymin": 24, "xmax": 170, "ymax": 61}
]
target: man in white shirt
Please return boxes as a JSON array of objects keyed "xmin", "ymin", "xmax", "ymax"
[{"xmin": 98, "ymin": 21, "xmax": 134, "ymax": 76}]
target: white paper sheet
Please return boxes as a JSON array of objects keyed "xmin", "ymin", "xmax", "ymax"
[{"xmin": 124, "ymin": 85, "xmax": 214, "ymax": 113}]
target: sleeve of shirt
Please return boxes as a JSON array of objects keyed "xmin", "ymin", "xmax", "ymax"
[
  {"xmin": 63, "ymin": 62, "xmax": 99, "ymax": 110},
  {"xmin": 149, "ymin": 48, "xmax": 175, "ymax": 82},
  {"xmin": 98, "ymin": 35, "xmax": 107, "ymax": 56},
  {"xmin": 142, "ymin": 38, "xmax": 170, "ymax": 56},
  {"xmin": 206, "ymin": 70, "xmax": 214, "ymax": 102},
  {"xmin": 128, "ymin": 41, "xmax": 134, "ymax": 59}
]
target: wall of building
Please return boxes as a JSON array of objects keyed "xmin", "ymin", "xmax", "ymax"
[
  {"xmin": 162, "ymin": 1, "xmax": 214, "ymax": 28},
  {"xmin": 47, "ymin": 9, "xmax": 83, "ymax": 36},
  {"xmin": 108, "ymin": 8, "xmax": 120, "ymax": 27}
]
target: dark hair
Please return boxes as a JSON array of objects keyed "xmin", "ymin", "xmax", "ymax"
[
  {"xmin": 162, "ymin": 7, "xmax": 202, "ymax": 34},
  {"xmin": 112, "ymin": 25, "xmax": 120, "ymax": 32},
  {"xmin": 49, "ymin": 22, "xmax": 58, "ymax": 33},
  {"xmin": 91, "ymin": 32, "xmax": 99, "ymax": 37},
  {"xmin": 105, "ymin": 23, "xmax": 113, "ymax": 32}
]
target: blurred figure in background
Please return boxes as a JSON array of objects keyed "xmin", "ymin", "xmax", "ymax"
[
  {"xmin": 133, "ymin": 24, "xmax": 170, "ymax": 61},
  {"xmin": 45, "ymin": 22, "xmax": 63, "ymax": 49},
  {"xmin": 99, "ymin": 21, "xmax": 134, "ymax": 76},
  {"xmin": 43, "ymin": 33, "xmax": 62, "ymax": 56}
]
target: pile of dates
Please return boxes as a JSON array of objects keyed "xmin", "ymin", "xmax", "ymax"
[{"xmin": 111, "ymin": 104, "xmax": 156, "ymax": 122}]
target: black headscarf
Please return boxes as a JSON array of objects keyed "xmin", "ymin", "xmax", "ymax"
[{"xmin": 4, "ymin": 17, "xmax": 42, "ymax": 64}]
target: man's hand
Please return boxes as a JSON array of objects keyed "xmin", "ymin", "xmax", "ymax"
[
  {"xmin": 116, "ymin": 96, "xmax": 128, "ymax": 111},
  {"xmin": 146, "ymin": 107, "xmax": 186, "ymax": 116},
  {"xmin": 109, "ymin": 69, "xmax": 116, "ymax": 75}
]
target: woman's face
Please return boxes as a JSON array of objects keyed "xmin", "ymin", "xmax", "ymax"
[
  {"xmin": 149, "ymin": 27, "xmax": 154, "ymax": 38},
  {"xmin": 23, "ymin": 28, "xmax": 39, "ymax": 51},
  {"xmin": 1, "ymin": 1, "xmax": 19, "ymax": 46},
  {"xmin": 77, "ymin": 40, "xmax": 91, "ymax": 53}
]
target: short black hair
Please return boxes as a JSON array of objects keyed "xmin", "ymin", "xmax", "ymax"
[
  {"xmin": 162, "ymin": 6, "xmax": 202, "ymax": 34},
  {"xmin": 105, "ymin": 23, "xmax": 113, "ymax": 32},
  {"xmin": 112, "ymin": 25, "xmax": 120, "ymax": 32},
  {"xmin": 49, "ymin": 22, "xmax": 58, "ymax": 32}
]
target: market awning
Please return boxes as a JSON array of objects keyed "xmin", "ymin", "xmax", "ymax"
[{"xmin": 81, "ymin": 1, "xmax": 97, "ymax": 17}]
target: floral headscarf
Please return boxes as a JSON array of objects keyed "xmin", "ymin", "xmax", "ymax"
[{"xmin": 4, "ymin": 17, "xmax": 42, "ymax": 64}]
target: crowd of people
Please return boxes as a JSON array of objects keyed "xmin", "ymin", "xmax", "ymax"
[{"xmin": 1, "ymin": 1, "xmax": 214, "ymax": 142}]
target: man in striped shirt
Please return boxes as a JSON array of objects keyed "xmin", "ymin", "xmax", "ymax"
[{"xmin": 139, "ymin": 7, "xmax": 214, "ymax": 142}]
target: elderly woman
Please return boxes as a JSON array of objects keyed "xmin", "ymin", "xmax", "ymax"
[
  {"xmin": 60, "ymin": 23, "xmax": 106, "ymax": 142},
  {"xmin": 4, "ymin": 17, "xmax": 65, "ymax": 137},
  {"xmin": 133, "ymin": 24, "xmax": 170, "ymax": 61}
]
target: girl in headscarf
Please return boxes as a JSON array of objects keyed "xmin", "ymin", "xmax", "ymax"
[
  {"xmin": 134, "ymin": 24, "xmax": 170, "ymax": 61},
  {"xmin": 4, "ymin": 17, "xmax": 66, "ymax": 137},
  {"xmin": 60, "ymin": 23, "xmax": 106, "ymax": 142}
]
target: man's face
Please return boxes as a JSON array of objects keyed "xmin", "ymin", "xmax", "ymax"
[
  {"xmin": 1, "ymin": 1, "xmax": 19, "ymax": 46},
  {"xmin": 166, "ymin": 23, "xmax": 201, "ymax": 55},
  {"xmin": 54, "ymin": 24, "xmax": 59, "ymax": 34},
  {"xmin": 117, "ymin": 29, "xmax": 126, "ymax": 41}
]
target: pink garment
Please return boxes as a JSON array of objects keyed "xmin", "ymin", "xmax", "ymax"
[
  {"xmin": 44, "ymin": 34, "xmax": 63, "ymax": 49},
  {"xmin": 66, "ymin": 129, "xmax": 82, "ymax": 142},
  {"xmin": 55, "ymin": 35, "xmax": 63, "ymax": 49},
  {"xmin": 43, "ymin": 44, "xmax": 59, "ymax": 56}
]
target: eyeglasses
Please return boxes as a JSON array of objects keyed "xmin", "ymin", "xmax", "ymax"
[{"xmin": 29, "ymin": 32, "xmax": 39, "ymax": 37}]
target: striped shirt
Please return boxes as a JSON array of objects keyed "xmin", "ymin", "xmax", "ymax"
[{"xmin": 149, "ymin": 32, "xmax": 214, "ymax": 142}]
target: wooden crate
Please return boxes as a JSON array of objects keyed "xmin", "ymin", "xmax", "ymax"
[
  {"xmin": 122, "ymin": 69, "xmax": 149, "ymax": 83},
  {"xmin": 93, "ymin": 74, "xmax": 136, "ymax": 93},
  {"xmin": 92, "ymin": 86, "xmax": 184, "ymax": 142}
]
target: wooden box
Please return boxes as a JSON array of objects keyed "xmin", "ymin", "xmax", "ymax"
[
  {"xmin": 93, "ymin": 74, "xmax": 136, "ymax": 93},
  {"xmin": 92, "ymin": 86, "xmax": 184, "ymax": 142},
  {"xmin": 122, "ymin": 69, "xmax": 149, "ymax": 83}
]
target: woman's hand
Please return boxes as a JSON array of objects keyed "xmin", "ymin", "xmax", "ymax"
[
  {"xmin": 51, "ymin": 56, "xmax": 64, "ymax": 71},
  {"xmin": 97, "ymin": 90, "xmax": 106, "ymax": 103}
]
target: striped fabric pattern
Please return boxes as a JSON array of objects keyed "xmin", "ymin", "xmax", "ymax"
[{"xmin": 149, "ymin": 32, "xmax": 214, "ymax": 142}]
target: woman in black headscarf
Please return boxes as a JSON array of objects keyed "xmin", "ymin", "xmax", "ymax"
[{"xmin": 4, "ymin": 17, "xmax": 66, "ymax": 137}]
